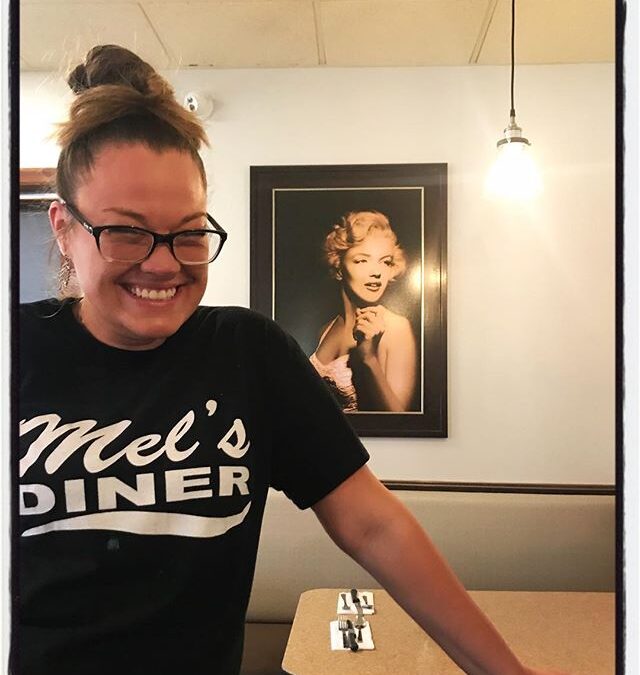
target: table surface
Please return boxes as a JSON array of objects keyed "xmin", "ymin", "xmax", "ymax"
[{"xmin": 281, "ymin": 588, "xmax": 615, "ymax": 675}]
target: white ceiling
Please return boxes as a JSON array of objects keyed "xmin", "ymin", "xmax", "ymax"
[{"xmin": 20, "ymin": 0, "xmax": 615, "ymax": 72}]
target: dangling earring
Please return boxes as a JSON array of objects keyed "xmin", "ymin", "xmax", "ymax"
[
  {"xmin": 58, "ymin": 255, "xmax": 72, "ymax": 293},
  {"xmin": 336, "ymin": 269, "xmax": 343, "ymax": 281}
]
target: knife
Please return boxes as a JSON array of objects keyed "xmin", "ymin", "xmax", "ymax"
[
  {"xmin": 345, "ymin": 619, "xmax": 359, "ymax": 651},
  {"xmin": 351, "ymin": 588, "xmax": 364, "ymax": 630},
  {"xmin": 354, "ymin": 604, "xmax": 366, "ymax": 641}
]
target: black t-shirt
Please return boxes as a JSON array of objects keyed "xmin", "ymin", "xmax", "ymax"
[{"xmin": 16, "ymin": 299, "xmax": 369, "ymax": 675}]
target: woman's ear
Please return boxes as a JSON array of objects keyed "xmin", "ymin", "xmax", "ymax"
[{"xmin": 49, "ymin": 201, "xmax": 69, "ymax": 256}]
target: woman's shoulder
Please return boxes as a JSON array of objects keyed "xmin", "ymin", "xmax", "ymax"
[
  {"xmin": 382, "ymin": 307, "xmax": 412, "ymax": 332},
  {"xmin": 194, "ymin": 304, "xmax": 270, "ymax": 326},
  {"xmin": 191, "ymin": 305, "xmax": 292, "ymax": 342},
  {"xmin": 317, "ymin": 315, "xmax": 341, "ymax": 342},
  {"xmin": 19, "ymin": 298, "xmax": 82, "ymax": 359},
  {"xmin": 20, "ymin": 297, "xmax": 75, "ymax": 328},
  {"xmin": 21, "ymin": 297, "xmax": 64, "ymax": 315},
  {"xmin": 195, "ymin": 305, "xmax": 267, "ymax": 321},
  {"xmin": 379, "ymin": 308, "xmax": 414, "ymax": 352}
]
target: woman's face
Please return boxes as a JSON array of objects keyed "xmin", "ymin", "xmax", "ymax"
[
  {"xmin": 50, "ymin": 143, "xmax": 209, "ymax": 350},
  {"xmin": 340, "ymin": 231, "xmax": 397, "ymax": 306}
]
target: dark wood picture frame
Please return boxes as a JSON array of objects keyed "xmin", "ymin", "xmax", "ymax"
[{"xmin": 250, "ymin": 163, "xmax": 447, "ymax": 438}]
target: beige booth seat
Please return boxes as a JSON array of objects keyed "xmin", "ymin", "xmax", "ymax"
[{"xmin": 240, "ymin": 486, "xmax": 615, "ymax": 675}]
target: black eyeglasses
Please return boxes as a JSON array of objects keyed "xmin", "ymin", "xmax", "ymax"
[{"xmin": 61, "ymin": 201, "xmax": 227, "ymax": 266}]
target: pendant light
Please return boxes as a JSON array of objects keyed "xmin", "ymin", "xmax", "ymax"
[{"xmin": 485, "ymin": 0, "xmax": 541, "ymax": 199}]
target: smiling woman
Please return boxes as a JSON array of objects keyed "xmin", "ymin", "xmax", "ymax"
[
  {"xmin": 17, "ymin": 43, "xmax": 570, "ymax": 675},
  {"xmin": 17, "ymin": 43, "xmax": 381, "ymax": 675},
  {"xmin": 310, "ymin": 210, "xmax": 418, "ymax": 413}
]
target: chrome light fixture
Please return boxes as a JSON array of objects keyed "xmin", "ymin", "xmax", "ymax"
[{"xmin": 485, "ymin": 0, "xmax": 541, "ymax": 199}]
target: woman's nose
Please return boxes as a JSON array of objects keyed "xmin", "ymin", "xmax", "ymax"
[{"xmin": 139, "ymin": 242, "xmax": 182, "ymax": 273}]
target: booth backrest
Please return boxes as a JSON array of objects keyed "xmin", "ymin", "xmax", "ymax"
[{"xmin": 246, "ymin": 487, "xmax": 615, "ymax": 622}]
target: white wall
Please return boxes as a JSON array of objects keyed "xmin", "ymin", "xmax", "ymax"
[{"xmin": 20, "ymin": 63, "xmax": 615, "ymax": 485}]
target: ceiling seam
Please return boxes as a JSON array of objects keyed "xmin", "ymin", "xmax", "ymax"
[
  {"xmin": 469, "ymin": 0, "xmax": 500, "ymax": 64},
  {"xmin": 312, "ymin": 0, "xmax": 327, "ymax": 66},
  {"xmin": 137, "ymin": 2, "xmax": 176, "ymax": 68}
]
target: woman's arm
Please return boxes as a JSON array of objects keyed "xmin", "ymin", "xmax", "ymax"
[
  {"xmin": 312, "ymin": 466, "xmax": 570, "ymax": 675},
  {"xmin": 352, "ymin": 306, "xmax": 416, "ymax": 411}
]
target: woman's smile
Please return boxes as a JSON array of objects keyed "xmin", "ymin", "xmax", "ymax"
[{"xmin": 126, "ymin": 285, "xmax": 178, "ymax": 300}]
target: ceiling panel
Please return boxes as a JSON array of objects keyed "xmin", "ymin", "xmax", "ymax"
[
  {"xmin": 20, "ymin": 2, "xmax": 170, "ymax": 71},
  {"xmin": 319, "ymin": 0, "xmax": 490, "ymax": 66},
  {"xmin": 142, "ymin": 0, "xmax": 319, "ymax": 68},
  {"xmin": 478, "ymin": 0, "xmax": 614, "ymax": 64},
  {"xmin": 19, "ymin": 0, "xmax": 614, "ymax": 71}
]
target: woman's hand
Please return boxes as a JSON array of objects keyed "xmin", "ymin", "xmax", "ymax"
[
  {"xmin": 348, "ymin": 306, "xmax": 416, "ymax": 412},
  {"xmin": 353, "ymin": 305, "xmax": 386, "ymax": 359}
]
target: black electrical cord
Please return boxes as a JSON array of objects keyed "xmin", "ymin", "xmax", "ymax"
[{"xmin": 510, "ymin": 0, "xmax": 516, "ymax": 118}]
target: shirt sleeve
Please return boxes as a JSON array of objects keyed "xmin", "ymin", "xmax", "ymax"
[{"xmin": 263, "ymin": 318, "xmax": 370, "ymax": 509}]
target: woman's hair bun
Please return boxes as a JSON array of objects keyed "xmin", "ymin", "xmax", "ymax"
[
  {"xmin": 56, "ymin": 42, "xmax": 208, "ymax": 213},
  {"xmin": 66, "ymin": 45, "xmax": 156, "ymax": 96},
  {"xmin": 67, "ymin": 63, "xmax": 90, "ymax": 94}
]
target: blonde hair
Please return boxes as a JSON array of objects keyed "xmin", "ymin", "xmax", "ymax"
[{"xmin": 324, "ymin": 210, "xmax": 406, "ymax": 280}]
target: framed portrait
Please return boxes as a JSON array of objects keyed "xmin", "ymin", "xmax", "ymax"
[{"xmin": 250, "ymin": 164, "xmax": 447, "ymax": 437}]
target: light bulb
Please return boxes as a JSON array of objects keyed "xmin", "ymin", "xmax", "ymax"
[{"xmin": 485, "ymin": 118, "xmax": 542, "ymax": 200}]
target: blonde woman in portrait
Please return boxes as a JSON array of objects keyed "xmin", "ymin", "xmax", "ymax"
[{"xmin": 310, "ymin": 210, "xmax": 417, "ymax": 412}]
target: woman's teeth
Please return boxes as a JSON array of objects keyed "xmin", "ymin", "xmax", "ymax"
[{"xmin": 129, "ymin": 286, "xmax": 177, "ymax": 300}]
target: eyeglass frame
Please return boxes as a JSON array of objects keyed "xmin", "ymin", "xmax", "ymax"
[{"xmin": 60, "ymin": 200, "xmax": 228, "ymax": 265}]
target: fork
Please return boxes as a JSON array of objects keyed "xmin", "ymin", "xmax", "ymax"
[
  {"xmin": 338, "ymin": 617, "xmax": 358, "ymax": 651},
  {"xmin": 337, "ymin": 617, "xmax": 348, "ymax": 648}
]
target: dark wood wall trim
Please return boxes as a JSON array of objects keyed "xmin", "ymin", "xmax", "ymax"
[
  {"xmin": 20, "ymin": 167, "xmax": 56, "ymax": 193},
  {"xmin": 382, "ymin": 480, "xmax": 616, "ymax": 496}
]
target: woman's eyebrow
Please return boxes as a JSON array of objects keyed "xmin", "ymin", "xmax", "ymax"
[
  {"xmin": 101, "ymin": 207, "xmax": 206, "ymax": 226},
  {"xmin": 101, "ymin": 207, "xmax": 147, "ymax": 224},
  {"xmin": 178, "ymin": 211, "xmax": 207, "ymax": 224}
]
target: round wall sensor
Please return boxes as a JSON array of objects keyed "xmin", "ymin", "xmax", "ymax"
[{"xmin": 183, "ymin": 91, "xmax": 214, "ymax": 120}]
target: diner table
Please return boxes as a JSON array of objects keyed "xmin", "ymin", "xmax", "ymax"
[{"xmin": 281, "ymin": 588, "xmax": 615, "ymax": 675}]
